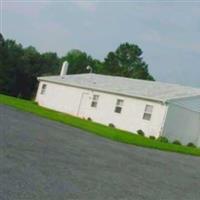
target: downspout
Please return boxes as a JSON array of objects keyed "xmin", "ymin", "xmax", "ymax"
[
  {"xmin": 77, "ymin": 92, "xmax": 85, "ymax": 116},
  {"xmin": 76, "ymin": 92, "xmax": 90, "ymax": 116},
  {"xmin": 159, "ymin": 101, "xmax": 169, "ymax": 137}
]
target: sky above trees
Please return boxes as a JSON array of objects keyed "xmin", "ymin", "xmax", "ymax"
[{"xmin": 1, "ymin": 1, "xmax": 200, "ymax": 87}]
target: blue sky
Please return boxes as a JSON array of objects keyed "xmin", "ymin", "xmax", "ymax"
[{"xmin": 1, "ymin": 1, "xmax": 200, "ymax": 87}]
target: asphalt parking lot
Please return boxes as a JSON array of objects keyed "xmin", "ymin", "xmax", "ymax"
[{"xmin": 0, "ymin": 105, "xmax": 200, "ymax": 200}]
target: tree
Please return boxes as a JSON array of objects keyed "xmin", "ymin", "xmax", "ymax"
[
  {"xmin": 0, "ymin": 33, "xmax": 5, "ymax": 91},
  {"xmin": 0, "ymin": 34, "xmax": 155, "ymax": 100},
  {"xmin": 61, "ymin": 49, "xmax": 95, "ymax": 74},
  {"xmin": 0, "ymin": 33, "xmax": 4, "ymax": 53},
  {"xmin": 0, "ymin": 35, "xmax": 61, "ymax": 99},
  {"xmin": 0, "ymin": 33, "xmax": 5, "ymax": 68},
  {"xmin": 40, "ymin": 52, "xmax": 61, "ymax": 75},
  {"xmin": 0, "ymin": 39, "xmax": 24, "ymax": 96},
  {"xmin": 103, "ymin": 42, "xmax": 154, "ymax": 80}
]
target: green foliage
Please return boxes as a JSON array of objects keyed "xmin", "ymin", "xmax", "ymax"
[
  {"xmin": 102, "ymin": 43, "xmax": 154, "ymax": 80},
  {"xmin": 108, "ymin": 123, "xmax": 115, "ymax": 128},
  {"xmin": 0, "ymin": 33, "xmax": 154, "ymax": 99},
  {"xmin": 87, "ymin": 117, "xmax": 92, "ymax": 121},
  {"xmin": 1, "ymin": 94, "xmax": 200, "ymax": 156},
  {"xmin": 137, "ymin": 129, "xmax": 145, "ymax": 136},
  {"xmin": 157, "ymin": 136, "xmax": 169, "ymax": 143},
  {"xmin": 61, "ymin": 49, "xmax": 94, "ymax": 74},
  {"xmin": 187, "ymin": 142, "xmax": 196, "ymax": 148},
  {"xmin": 0, "ymin": 34, "xmax": 61, "ymax": 99},
  {"xmin": 149, "ymin": 136, "xmax": 156, "ymax": 140},
  {"xmin": 173, "ymin": 140, "xmax": 182, "ymax": 145}
]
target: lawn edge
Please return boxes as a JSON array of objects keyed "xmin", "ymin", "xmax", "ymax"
[{"xmin": 1, "ymin": 94, "xmax": 200, "ymax": 157}]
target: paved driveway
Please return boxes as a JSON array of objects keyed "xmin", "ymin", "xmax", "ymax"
[{"xmin": 0, "ymin": 105, "xmax": 200, "ymax": 200}]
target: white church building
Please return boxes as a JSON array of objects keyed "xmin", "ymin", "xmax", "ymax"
[{"xmin": 36, "ymin": 62, "xmax": 200, "ymax": 146}]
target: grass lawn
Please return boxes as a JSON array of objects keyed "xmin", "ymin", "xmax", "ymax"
[{"xmin": 1, "ymin": 94, "xmax": 200, "ymax": 156}]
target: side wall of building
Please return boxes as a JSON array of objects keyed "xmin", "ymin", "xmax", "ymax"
[
  {"xmin": 36, "ymin": 81, "xmax": 167, "ymax": 137},
  {"xmin": 163, "ymin": 103, "xmax": 200, "ymax": 146}
]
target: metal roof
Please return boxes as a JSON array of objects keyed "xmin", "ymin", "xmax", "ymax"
[
  {"xmin": 168, "ymin": 96, "xmax": 200, "ymax": 113},
  {"xmin": 38, "ymin": 73, "xmax": 200, "ymax": 103}
]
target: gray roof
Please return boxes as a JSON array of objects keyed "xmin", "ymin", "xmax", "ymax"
[
  {"xmin": 169, "ymin": 96, "xmax": 200, "ymax": 112},
  {"xmin": 38, "ymin": 73, "xmax": 200, "ymax": 103}
]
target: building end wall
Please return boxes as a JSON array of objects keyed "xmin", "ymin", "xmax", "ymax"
[
  {"xmin": 36, "ymin": 81, "xmax": 167, "ymax": 138},
  {"xmin": 163, "ymin": 103, "xmax": 200, "ymax": 146}
]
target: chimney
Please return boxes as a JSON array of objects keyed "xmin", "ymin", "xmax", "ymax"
[{"xmin": 60, "ymin": 61, "xmax": 68, "ymax": 77}]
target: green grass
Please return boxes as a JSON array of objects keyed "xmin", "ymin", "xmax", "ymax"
[{"xmin": 1, "ymin": 94, "xmax": 200, "ymax": 156}]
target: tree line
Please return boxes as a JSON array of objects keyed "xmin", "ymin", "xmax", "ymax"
[{"xmin": 0, "ymin": 33, "xmax": 154, "ymax": 99}]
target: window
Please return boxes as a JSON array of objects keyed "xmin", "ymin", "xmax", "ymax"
[
  {"xmin": 115, "ymin": 99, "xmax": 124, "ymax": 113},
  {"xmin": 143, "ymin": 105, "xmax": 153, "ymax": 121},
  {"xmin": 40, "ymin": 84, "xmax": 47, "ymax": 95},
  {"xmin": 91, "ymin": 95, "xmax": 99, "ymax": 108}
]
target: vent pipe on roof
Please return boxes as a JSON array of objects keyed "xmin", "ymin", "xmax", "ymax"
[
  {"xmin": 86, "ymin": 65, "xmax": 93, "ymax": 73},
  {"xmin": 60, "ymin": 61, "xmax": 68, "ymax": 77}
]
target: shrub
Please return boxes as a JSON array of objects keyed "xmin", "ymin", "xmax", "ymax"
[
  {"xmin": 172, "ymin": 140, "xmax": 182, "ymax": 145},
  {"xmin": 137, "ymin": 129, "xmax": 145, "ymax": 137},
  {"xmin": 32, "ymin": 101, "xmax": 38, "ymax": 105},
  {"xmin": 187, "ymin": 142, "xmax": 196, "ymax": 148},
  {"xmin": 157, "ymin": 136, "xmax": 168, "ymax": 143},
  {"xmin": 149, "ymin": 135, "xmax": 155, "ymax": 140},
  {"xmin": 87, "ymin": 117, "xmax": 92, "ymax": 121},
  {"xmin": 108, "ymin": 123, "xmax": 115, "ymax": 128}
]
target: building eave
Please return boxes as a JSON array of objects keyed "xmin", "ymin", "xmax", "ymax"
[{"xmin": 38, "ymin": 77, "xmax": 166, "ymax": 104}]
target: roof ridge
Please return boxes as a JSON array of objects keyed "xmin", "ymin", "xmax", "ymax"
[{"xmin": 57, "ymin": 73, "xmax": 200, "ymax": 90}]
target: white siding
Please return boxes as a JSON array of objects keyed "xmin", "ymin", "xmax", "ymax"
[
  {"xmin": 163, "ymin": 103, "xmax": 200, "ymax": 146},
  {"xmin": 36, "ymin": 81, "xmax": 167, "ymax": 137},
  {"xmin": 36, "ymin": 81, "xmax": 87, "ymax": 115}
]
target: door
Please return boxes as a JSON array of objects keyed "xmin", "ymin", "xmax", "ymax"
[{"xmin": 77, "ymin": 92, "xmax": 90, "ymax": 118}]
